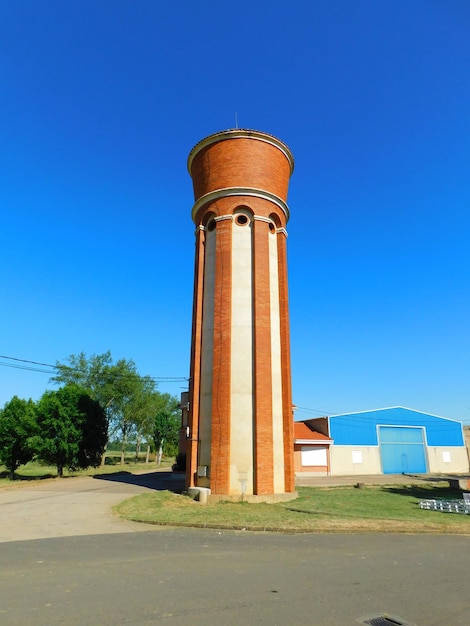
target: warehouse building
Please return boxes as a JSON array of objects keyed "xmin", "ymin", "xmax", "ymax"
[{"xmin": 295, "ymin": 407, "xmax": 469, "ymax": 476}]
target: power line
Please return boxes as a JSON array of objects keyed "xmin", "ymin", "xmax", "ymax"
[
  {"xmin": 3, "ymin": 355, "xmax": 464, "ymax": 425},
  {"xmin": 295, "ymin": 405, "xmax": 333, "ymax": 416},
  {"xmin": 0, "ymin": 362, "xmax": 55, "ymax": 374},
  {"xmin": 0, "ymin": 355, "xmax": 188, "ymax": 384}
]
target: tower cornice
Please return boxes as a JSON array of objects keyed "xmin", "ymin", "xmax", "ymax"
[
  {"xmin": 191, "ymin": 187, "xmax": 290, "ymax": 222},
  {"xmin": 187, "ymin": 129, "xmax": 294, "ymax": 176}
]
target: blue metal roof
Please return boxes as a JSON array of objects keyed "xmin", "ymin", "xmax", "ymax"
[{"xmin": 328, "ymin": 407, "xmax": 464, "ymax": 447}]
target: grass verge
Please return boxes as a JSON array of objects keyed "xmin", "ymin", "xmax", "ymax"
[
  {"xmin": 0, "ymin": 456, "xmax": 173, "ymax": 485},
  {"xmin": 114, "ymin": 483, "xmax": 470, "ymax": 534}
]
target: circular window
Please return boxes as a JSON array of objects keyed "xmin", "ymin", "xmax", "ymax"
[
  {"xmin": 269, "ymin": 222, "xmax": 276, "ymax": 233},
  {"xmin": 207, "ymin": 219, "xmax": 216, "ymax": 232},
  {"xmin": 235, "ymin": 214, "xmax": 249, "ymax": 226}
]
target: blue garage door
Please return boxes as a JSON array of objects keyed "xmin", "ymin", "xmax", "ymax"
[{"xmin": 379, "ymin": 426, "xmax": 427, "ymax": 474}]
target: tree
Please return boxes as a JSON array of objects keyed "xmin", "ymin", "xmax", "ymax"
[
  {"xmin": 51, "ymin": 351, "xmax": 115, "ymax": 406},
  {"xmin": 76, "ymin": 393, "xmax": 108, "ymax": 469},
  {"xmin": 51, "ymin": 352, "xmax": 157, "ymax": 464},
  {"xmin": 153, "ymin": 394, "xmax": 180, "ymax": 465},
  {"xmin": 130, "ymin": 389, "xmax": 177, "ymax": 463},
  {"xmin": 129, "ymin": 378, "xmax": 160, "ymax": 462},
  {"xmin": 99, "ymin": 366, "xmax": 157, "ymax": 464},
  {"xmin": 0, "ymin": 396, "xmax": 37, "ymax": 479},
  {"xmin": 32, "ymin": 384, "xmax": 107, "ymax": 477}
]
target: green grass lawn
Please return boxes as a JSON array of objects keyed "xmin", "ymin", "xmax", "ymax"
[{"xmin": 113, "ymin": 483, "xmax": 470, "ymax": 534}]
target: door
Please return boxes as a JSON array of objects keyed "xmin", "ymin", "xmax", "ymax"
[{"xmin": 379, "ymin": 426, "xmax": 427, "ymax": 474}]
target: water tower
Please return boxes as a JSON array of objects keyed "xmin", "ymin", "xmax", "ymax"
[{"xmin": 186, "ymin": 129, "xmax": 296, "ymax": 502}]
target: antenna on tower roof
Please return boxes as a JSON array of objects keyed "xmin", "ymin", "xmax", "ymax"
[{"xmin": 235, "ymin": 112, "xmax": 238, "ymax": 129}]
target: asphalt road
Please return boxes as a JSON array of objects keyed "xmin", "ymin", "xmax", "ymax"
[
  {"xmin": 0, "ymin": 530, "xmax": 469, "ymax": 625},
  {"xmin": 0, "ymin": 472, "xmax": 468, "ymax": 625},
  {"xmin": 0, "ymin": 471, "xmax": 185, "ymax": 542}
]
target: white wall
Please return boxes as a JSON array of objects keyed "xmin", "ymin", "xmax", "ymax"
[
  {"xmin": 329, "ymin": 446, "xmax": 382, "ymax": 475},
  {"xmin": 427, "ymin": 447, "xmax": 469, "ymax": 473},
  {"xmin": 330, "ymin": 444, "xmax": 469, "ymax": 475}
]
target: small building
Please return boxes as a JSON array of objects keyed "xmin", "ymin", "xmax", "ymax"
[
  {"xmin": 296, "ymin": 407, "xmax": 469, "ymax": 476},
  {"xmin": 294, "ymin": 422, "xmax": 332, "ymax": 476}
]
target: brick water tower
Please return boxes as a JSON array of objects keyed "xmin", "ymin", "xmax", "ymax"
[{"xmin": 186, "ymin": 129, "xmax": 296, "ymax": 502}]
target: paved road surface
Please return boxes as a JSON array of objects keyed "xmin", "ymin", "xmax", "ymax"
[
  {"xmin": 0, "ymin": 470, "xmax": 184, "ymax": 542},
  {"xmin": 0, "ymin": 471, "xmax": 468, "ymax": 625},
  {"xmin": 0, "ymin": 529, "xmax": 468, "ymax": 625}
]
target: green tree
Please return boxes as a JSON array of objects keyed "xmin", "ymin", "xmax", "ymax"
[
  {"xmin": 51, "ymin": 352, "xmax": 157, "ymax": 464},
  {"xmin": 153, "ymin": 394, "xmax": 180, "ymax": 465},
  {"xmin": 129, "ymin": 378, "xmax": 160, "ymax": 462},
  {"xmin": 51, "ymin": 351, "xmax": 115, "ymax": 406},
  {"xmin": 100, "ymin": 367, "xmax": 158, "ymax": 464},
  {"xmin": 0, "ymin": 396, "xmax": 37, "ymax": 479},
  {"xmin": 76, "ymin": 393, "xmax": 108, "ymax": 469},
  {"xmin": 32, "ymin": 384, "xmax": 107, "ymax": 477}
]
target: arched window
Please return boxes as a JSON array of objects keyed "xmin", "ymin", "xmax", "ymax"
[
  {"xmin": 269, "ymin": 212, "xmax": 282, "ymax": 232},
  {"xmin": 203, "ymin": 212, "xmax": 217, "ymax": 232}
]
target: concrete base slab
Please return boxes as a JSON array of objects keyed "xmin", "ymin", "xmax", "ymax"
[
  {"xmin": 187, "ymin": 486, "xmax": 211, "ymax": 503},
  {"xmin": 208, "ymin": 491, "xmax": 298, "ymax": 503}
]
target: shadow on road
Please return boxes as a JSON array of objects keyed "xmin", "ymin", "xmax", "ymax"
[{"xmin": 92, "ymin": 470, "xmax": 185, "ymax": 494}]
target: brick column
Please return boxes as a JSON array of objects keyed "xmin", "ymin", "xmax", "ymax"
[
  {"xmin": 252, "ymin": 217, "xmax": 274, "ymax": 495},
  {"xmin": 277, "ymin": 228, "xmax": 295, "ymax": 492},
  {"xmin": 209, "ymin": 216, "xmax": 232, "ymax": 494},
  {"xmin": 186, "ymin": 226, "xmax": 205, "ymax": 489}
]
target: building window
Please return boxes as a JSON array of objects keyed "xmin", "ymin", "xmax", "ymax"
[
  {"xmin": 301, "ymin": 446, "xmax": 327, "ymax": 466},
  {"xmin": 352, "ymin": 451, "xmax": 363, "ymax": 464}
]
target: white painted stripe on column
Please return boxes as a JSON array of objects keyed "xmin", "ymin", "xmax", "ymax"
[
  {"xmin": 269, "ymin": 229, "xmax": 285, "ymax": 493},
  {"xmin": 230, "ymin": 214, "xmax": 254, "ymax": 495},
  {"xmin": 198, "ymin": 228, "xmax": 216, "ymax": 472}
]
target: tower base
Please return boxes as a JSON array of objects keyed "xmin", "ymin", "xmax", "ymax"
[{"xmin": 207, "ymin": 491, "xmax": 298, "ymax": 504}]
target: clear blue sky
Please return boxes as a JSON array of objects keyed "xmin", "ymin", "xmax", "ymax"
[{"xmin": 1, "ymin": 1, "xmax": 469, "ymax": 423}]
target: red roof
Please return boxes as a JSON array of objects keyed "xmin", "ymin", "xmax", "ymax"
[{"xmin": 294, "ymin": 422, "xmax": 332, "ymax": 442}]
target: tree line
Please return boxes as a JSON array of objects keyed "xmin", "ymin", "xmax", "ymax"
[{"xmin": 0, "ymin": 352, "xmax": 182, "ymax": 478}]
